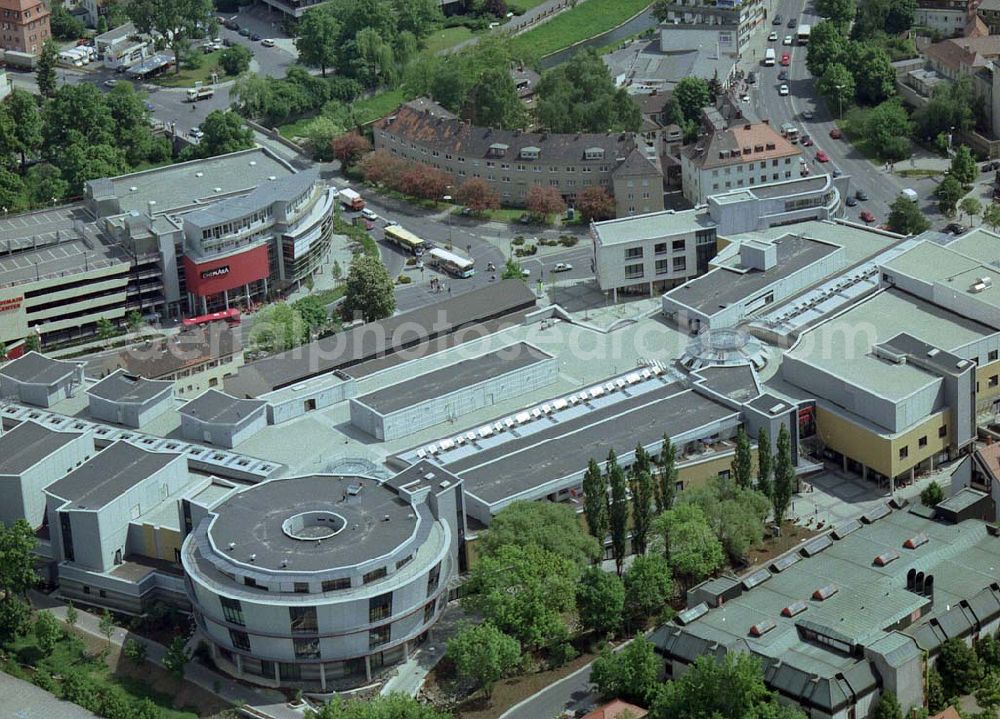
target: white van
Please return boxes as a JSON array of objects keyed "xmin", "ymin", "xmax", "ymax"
[
  {"xmin": 764, "ymin": 48, "xmax": 776, "ymax": 67},
  {"xmin": 901, "ymin": 188, "xmax": 918, "ymax": 202}
]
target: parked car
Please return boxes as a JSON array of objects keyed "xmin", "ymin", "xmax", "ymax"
[
  {"xmin": 189, "ymin": 126, "xmax": 204, "ymax": 139},
  {"xmin": 829, "ymin": 127, "xmax": 843, "ymax": 139},
  {"xmin": 983, "ymin": 161, "xmax": 1000, "ymax": 172},
  {"xmin": 816, "ymin": 150, "xmax": 829, "ymax": 162},
  {"xmin": 747, "ymin": 71, "xmax": 756, "ymax": 84},
  {"xmin": 779, "ymin": 84, "xmax": 789, "ymax": 96},
  {"xmin": 846, "ymin": 196, "xmax": 858, "ymax": 207},
  {"xmin": 261, "ymin": 38, "xmax": 276, "ymax": 47},
  {"xmin": 801, "ymin": 134, "xmax": 813, "ymax": 146},
  {"xmin": 239, "ymin": 27, "xmax": 251, "ymax": 37},
  {"xmin": 363, "ymin": 219, "xmax": 375, "ymax": 231},
  {"xmin": 103, "ymin": 79, "xmax": 117, "ymax": 88},
  {"xmin": 773, "ymin": 14, "xmax": 783, "ymax": 25},
  {"xmin": 831, "ymin": 167, "xmax": 842, "ymax": 177},
  {"xmin": 361, "ymin": 208, "xmax": 378, "ymax": 221},
  {"xmin": 801, "ymin": 109, "xmax": 814, "ymax": 120},
  {"xmin": 860, "ymin": 210, "xmax": 875, "ymax": 223},
  {"xmin": 855, "ymin": 190, "xmax": 868, "ymax": 201},
  {"xmin": 251, "ymin": 33, "xmax": 262, "ymax": 41},
  {"xmin": 552, "ymin": 262, "xmax": 573, "ymax": 272},
  {"xmin": 945, "ymin": 222, "xmax": 968, "ymax": 234},
  {"xmin": 768, "ymin": 31, "xmax": 778, "ymax": 41}
]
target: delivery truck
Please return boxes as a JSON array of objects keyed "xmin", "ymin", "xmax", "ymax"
[
  {"xmin": 186, "ymin": 86, "xmax": 215, "ymax": 102},
  {"xmin": 338, "ymin": 188, "xmax": 365, "ymax": 211}
]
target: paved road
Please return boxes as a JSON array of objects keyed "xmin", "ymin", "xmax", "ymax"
[
  {"xmin": 746, "ymin": 0, "xmax": 944, "ymax": 227},
  {"xmin": 499, "ymin": 661, "xmax": 598, "ymax": 719}
]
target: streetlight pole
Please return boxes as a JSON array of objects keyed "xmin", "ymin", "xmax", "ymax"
[
  {"xmin": 834, "ymin": 85, "xmax": 844, "ymax": 120},
  {"xmin": 442, "ymin": 192, "xmax": 453, "ymax": 250}
]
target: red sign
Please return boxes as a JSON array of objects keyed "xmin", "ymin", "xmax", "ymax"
[
  {"xmin": 0, "ymin": 296, "xmax": 24, "ymax": 313},
  {"xmin": 183, "ymin": 245, "xmax": 269, "ymax": 298}
]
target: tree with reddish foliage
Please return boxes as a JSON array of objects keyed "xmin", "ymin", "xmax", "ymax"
[
  {"xmin": 456, "ymin": 177, "xmax": 500, "ymax": 214},
  {"xmin": 331, "ymin": 133, "xmax": 371, "ymax": 167},
  {"xmin": 576, "ymin": 186, "xmax": 615, "ymax": 222},
  {"xmin": 359, "ymin": 150, "xmax": 407, "ymax": 188},
  {"xmin": 526, "ymin": 185, "xmax": 567, "ymax": 221},
  {"xmin": 399, "ymin": 162, "xmax": 452, "ymax": 200}
]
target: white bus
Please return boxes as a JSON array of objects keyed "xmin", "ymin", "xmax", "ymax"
[
  {"xmin": 764, "ymin": 48, "xmax": 776, "ymax": 67},
  {"xmin": 797, "ymin": 24, "xmax": 811, "ymax": 45},
  {"xmin": 427, "ymin": 248, "xmax": 475, "ymax": 278},
  {"xmin": 384, "ymin": 225, "xmax": 425, "ymax": 256}
]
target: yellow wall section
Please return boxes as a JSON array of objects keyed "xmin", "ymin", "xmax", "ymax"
[
  {"xmin": 815, "ymin": 406, "xmax": 949, "ymax": 478},
  {"xmin": 977, "ymin": 360, "xmax": 1000, "ymax": 409}
]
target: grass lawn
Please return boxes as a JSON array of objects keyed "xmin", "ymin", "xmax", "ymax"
[
  {"xmin": 277, "ymin": 115, "xmax": 316, "ymax": 140},
  {"xmin": 422, "ymin": 25, "xmax": 475, "ymax": 55},
  {"xmin": 897, "ymin": 168, "xmax": 942, "ymax": 179},
  {"xmin": 508, "ymin": 0, "xmax": 550, "ymax": 12},
  {"xmin": 510, "ymin": 0, "xmax": 652, "ymax": 58},
  {"xmin": 836, "ymin": 107, "xmax": 881, "ymax": 163},
  {"xmin": 279, "ymin": 88, "xmax": 409, "ymax": 140},
  {"xmin": 3, "ymin": 627, "xmax": 230, "ymax": 719},
  {"xmin": 153, "ymin": 50, "xmax": 224, "ymax": 88}
]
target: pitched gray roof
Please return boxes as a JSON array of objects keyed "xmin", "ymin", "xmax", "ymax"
[
  {"xmin": 183, "ymin": 168, "xmax": 320, "ymax": 232},
  {"xmin": 179, "ymin": 389, "xmax": 266, "ymax": 425},
  {"xmin": 0, "ymin": 421, "xmax": 86, "ymax": 475},
  {"xmin": 87, "ymin": 369, "xmax": 173, "ymax": 405},
  {"xmin": 0, "ymin": 352, "xmax": 81, "ymax": 386},
  {"xmin": 46, "ymin": 442, "xmax": 181, "ymax": 510}
]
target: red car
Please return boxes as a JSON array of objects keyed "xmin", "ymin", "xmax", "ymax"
[
  {"xmin": 829, "ymin": 127, "xmax": 842, "ymax": 139},
  {"xmin": 780, "ymin": 52, "xmax": 791, "ymax": 66},
  {"xmin": 860, "ymin": 210, "xmax": 875, "ymax": 223},
  {"xmin": 815, "ymin": 150, "xmax": 829, "ymax": 162},
  {"xmin": 802, "ymin": 136, "xmax": 814, "ymax": 146}
]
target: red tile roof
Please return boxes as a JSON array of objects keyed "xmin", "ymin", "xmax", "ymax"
[
  {"xmin": 684, "ymin": 122, "xmax": 800, "ymax": 170},
  {"xmin": 581, "ymin": 700, "xmax": 649, "ymax": 719},
  {"xmin": 976, "ymin": 442, "xmax": 1000, "ymax": 481}
]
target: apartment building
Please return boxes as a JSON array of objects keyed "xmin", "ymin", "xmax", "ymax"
[
  {"xmin": 978, "ymin": 0, "xmax": 1000, "ymax": 32},
  {"xmin": 917, "ymin": 0, "xmax": 975, "ymax": 36},
  {"xmin": 0, "ymin": 0, "xmax": 50, "ymax": 55},
  {"xmin": 373, "ymin": 99, "xmax": 665, "ymax": 218},
  {"xmin": 681, "ymin": 121, "xmax": 802, "ymax": 205},
  {"xmin": 655, "ymin": 0, "xmax": 769, "ymax": 58}
]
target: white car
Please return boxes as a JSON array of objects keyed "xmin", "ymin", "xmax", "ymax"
[
  {"xmin": 520, "ymin": 267, "xmax": 531, "ymax": 278},
  {"xmin": 778, "ymin": 84, "xmax": 789, "ymax": 96},
  {"xmin": 189, "ymin": 127, "xmax": 204, "ymax": 139},
  {"xmin": 361, "ymin": 208, "xmax": 378, "ymax": 221},
  {"xmin": 261, "ymin": 38, "xmax": 275, "ymax": 47},
  {"xmin": 552, "ymin": 262, "xmax": 573, "ymax": 272},
  {"xmin": 768, "ymin": 31, "xmax": 778, "ymax": 41},
  {"xmin": 783, "ymin": 35, "xmax": 793, "ymax": 45}
]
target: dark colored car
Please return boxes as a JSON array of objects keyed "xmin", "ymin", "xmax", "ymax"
[
  {"xmin": 846, "ymin": 196, "xmax": 858, "ymax": 207},
  {"xmin": 747, "ymin": 71, "xmax": 756, "ymax": 84},
  {"xmin": 860, "ymin": 210, "xmax": 875, "ymax": 223},
  {"xmin": 251, "ymin": 33, "xmax": 261, "ymax": 41},
  {"xmin": 801, "ymin": 135, "xmax": 813, "ymax": 146},
  {"xmin": 945, "ymin": 222, "xmax": 968, "ymax": 234},
  {"xmin": 787, "ymin": 17, "xmax": 797, "ymax": 27},
  {"xmin": 773, "ymin": 14, "xmax": 783, "ymax": 25},
  {"xmin": 855, "ymin": 190, "xmax": 868, "ymax": 201},
  {"xmin": 801, "ymin": 109, "xmax": 814, "ymax": 121},
  {"xmin": 778, "ymin": 70, "xmax": 788, "ymax": 81},
  {"xmin": 829, "ymin": 127, "xmax": 842, "ymax": 139},
  {"xmin": 238, "ymin": 27, "xmax": 251, "ymax": 37}
]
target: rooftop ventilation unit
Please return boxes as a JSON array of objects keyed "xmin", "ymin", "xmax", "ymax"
[
  {"xmin": 831, "ymin": 519, "xmax": 861, "ymax": 539},
  {"xmin": 249, "ymin": 553, "xmax": 256, "ymax": 562},
  {"xmin": 782, "ymin": 600, "xmax": 808, "ymax": 617},
  {"xmin": 195, "ymin": 172, "xmax": 203, "ymax": 178},
  {"xmin": 874, "ymin": 550, "xmax": 899, "ymax": 566},
  {"xmin": 861, "ymin": 504, "xmax": 891, "ymax": 523},
  {"xmin": 903, "ymin": 532, "xmax": 929, "ymax": 549},
  {"xmin": 770, "ymin": 553, "xmax": 800, "ymax": 573},
  {"xmin": 812, "ymin": 584, "xmax": 838, "ymax": 601},
  {"xmin": 676, "ymin": 602, "xmax": 709, "ymax": 625},
  {"xmin": 750, "ymin": 619, "xmax": 777, "ymax": 637},
  {"xmin": 742, "ymin": 568, "xmax": 771, "ymax": 590},
  {"xmin": 347, "ymin": 483, "xmax": 363, "ymax": 495}
]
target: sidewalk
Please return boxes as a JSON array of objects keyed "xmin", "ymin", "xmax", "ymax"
[
  {"xmin": 35, "ymin": 595, "xmax": 305, "ymax": 719},
  {"xmin": 444, "ymin": 0, "xmax": 591, "ymax": 55},
  {"xmin": 45, "ymin": 327, "xmax": 165, "ymax": 360}
]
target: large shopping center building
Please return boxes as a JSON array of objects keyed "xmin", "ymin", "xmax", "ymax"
[{"xmin": 0, "ymin": 148, "xmax": 336, "ymax": 355}]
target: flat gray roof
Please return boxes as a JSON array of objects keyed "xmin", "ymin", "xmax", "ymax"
[
  {"xmin": 354, "ymin": 342, "xmax": 552, "ymax": 415},
  {"xmin": 224, "ymin": 280, "xmax": 538, "ymax": 397},
  {"xmin": 87, "ymin": 369, "xmax": 173, "ymax": 405},
  {"xmin": 694, "ymin": 364, "xmax": 760, "ymax": 402},
  {"xmin": 0, "ymin": 421, "xmax": 85, "ymax": 475},
  {"xmin": 206, "ymin": 475, "xmax": 416, "ymax": 572},
  {"xmin": 749, "ymin": 174, "xmax": 830, "ymax": 200},
  {"xmin": 668, "ymin": 236, "xmax": 838, "ymax": 315},
  {"xmin": 0, "ymin": 206, "xmax": 129, "ymax": 289},
  {"xmin": 88, "ymin": 148, "xmax": 293, "ymax": 217},
  {"xmin": 592, "ymin": 208, "xmax": 714, "ymax": 246},
  {"xmin": 0, "ymin": 352, "xmax": 81, "ymax": 386},
  {"xmin": 179, "ymin": 390, "xmax": 266, "ymax": 425},
  {"xmin": 184, "ymin": 169, "xmax": 318, "ymax": 231},
  {"xmin": 46, "ymin": 442, "xmax": 180, "ymax": 509},
  {"xmin": 443, "ymin": 382, "xmax": 736, "ymax": 505}
]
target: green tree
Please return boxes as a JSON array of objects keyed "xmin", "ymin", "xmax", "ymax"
[
  {"xmin": 296, "ymin": 6, "xmax": 341, "ymax": 77},
  {"xmin": 249, "ymin": 302, "xmax": 306, "ymax": 353},
  {"xmin": 872, "ymin": 691, "xmax": 903, "ymax": 719},
  {"xmin": 913, "ymin": 76, "xmax": 976, "ymax": 140},
  {"xmin": 163, "ymin": 635, "xmax": 192, "ymax": 679},
  {"xmin": 58, "ymin": 142, "xmax": 128, "ymax": 195},
  {"xmin": 462, "ymin": 543, "xmax": 577, "ymax": 650},
  {"xmin": 478, "ymin": 500, "xmax": 599, "ymax": 566},
  {"xmin": 124, "ymin": 638, "xmax": 149, "ymax": 668},
  {"xmin": 818, "ymin": 63, "xmax": 854, "ymax": 118},
  {"xmin": 623, "ymin": 553, "xmax": 673, "ymax": 631},
  {"xmin": 6, "ymin": 89, "xmax": 43, "ymax": 170},
  {"xmin": 679, "ymin": 476, "xmax": 770, "ymax": 564},
  {"xmin": 927, "ymin": 669, "xmax": 946, "ymax": 713},
  {"xmin": 950, "ymin": 145, "xmax": 977, "ymax": 187},
  {"xmin": 332, "ymin": 259, "xmax": 344, "ymax": 283},
  {"xmin": 354, "ymin": 27, "xmax": 396, "ymax": 89},
  {"xmin": 307, "ymin": 694, "xmax": 452, "ymax": 719},
  {"xmin": 64, "ymin": 601, "xmax": 77, "ymax": 629},
  {"xmin": 863, "ymin": 100, "xmax": 912, "ymax": 161},
  {"xmin": 807, "ymin": 21, "xmax": 847, "ymax": 78},
  {"xmin": 606, "ymin": 449, "xmax": 629, "ymax": 576},
  {"xmin": 468, "ymin": 66, "xmax": 528, "ymax": 130},
  {"xmin": 849, "ymin": 44, "xmax": 896, "ymax": 105},
  {"xmin": 182, "ymin": 110, "xmax": 254, "ymax": 160},
  {"xmin": 984, "ymin": 203, "xmax": 1000, "ymax": 231},
  {"xmin": 960, "ymin": 196, "xmax": 982, "ymax": 225},
  {"xmin": 447, "ymin": 622, "xmax": 520, "ymax": 698},
  {"xmin": 0, "ymin": 168, "xmax": 27, "ymax": 214},
  {"xmin": 25, "ymin": 163, "xmax": 69, "ymax": 208},
  {"xmin": 127, "ymin": 0, "xmax": 213, "ymax": 75},
  {"xmin": 292, "ymin": 294, "xmax": 329, "ymax": 338},
  {"xmin": 0, "ymin": 519, "xmax": 39, "ymax": 598},
  {"xmin": 99, "ymin": 609, "xmax": 115, "ymax": 646},
  {"xmin": 756, "ymin": 427, "xmax": 772, "ymax": 499},
  {"xmin": 936, "ymin": 175, "xmax": 964, "ymax": 217},
  {"xmin": 817, "ymin": 0, "xmax": 855, "ymax": 24},
  {"xmin": 976, "ymin": 673, "xmax": 1000, "ymax": 715},
  {"xmin": 36, "ymin": 40, "xmax": 59, "ymax": 98},
  {"xmin": 731, "ymin": 427, "xmax": 753, "ymax": 490},
  {"xmin": 126, "ymin": 310, "xmax": 143, "ymax": 333},
  {"xmin": 43, "ymin": 84, "xmax": 115, "ymax": 150},
  {"xmin": 650, "ymin": 653, "xmax": 802, "ymax": 719},
  {"xmin": 887, "ymin": 196, "xmax": 930, "ymax": 235},
  {"xmin": 97, "ymin": 317, "xmax": 116, "ymax": 344},
  {"xmin": 34, "ymin": 611, "xmax": 62, "ymax": 656},
  {"xmin": 0, "ymin": 596, "xmax": 31, "ymax": 641},
  {"xmin": 343, "ymin": 254, "xmax": 395, "ymax": 322},
  {"xmin": 590, "ymin": 636, "xmax": 661, "ymax": 706},
  {"xmin": 50, "ymin": 3, "xmax": 87, "ymax": 39},
  {"xmin": 673, "ymin": 77, "xmax": 712, "ymax": 125},
  {"xmin": 885, "ymin": 0, "xmax": 917, "ymax": 34},
  {"xmin": 535, "ymin": 49, "xmax": 641, "ymax": 133},
  {"xmin": 653, "ymin": 504, "xmax": 724, "ymax": 588},
  {"xmin": 501, "ymin": 257, "xmax": 526, "ymax": 280},
  {"xmin": 938, "ymin": 637, "xmax": 981, "ymax": 697},
  {"xmin": 772, "ymin": 425, "xmax": 795, "ymax": 527},
  {"xmin": 655, "ymin": 434, "xmax": 678, "ymax": 514},
  {"xmin": 630, "ymin": 448, "xmax": 655, "ymax": 555},
  {"xmin": 583, "ymin": 458, "xmax": 609, "ymax": 554},
  {"xmin": 219, "ymin": 45, "xmax": 253, "ymax": 76},
  {"xmin": 576, "ymin": 566, "xmax": 625, "ymax": 637},
  {"xmin": 24, "ymin": 333, "xmax": 41, "ymax": 353},
  {"xmin": 975, "ymin": 632, "xmax": 1000, "ymax": 671}
]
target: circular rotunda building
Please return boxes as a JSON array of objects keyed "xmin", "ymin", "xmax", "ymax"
[{"xmin": 182, "ymin": 463, "xmax": 463, "ymax": 690}]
